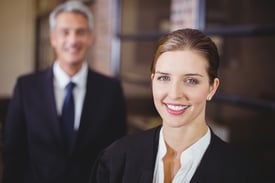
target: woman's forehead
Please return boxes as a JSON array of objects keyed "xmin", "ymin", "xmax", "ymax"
[{"xmin": 156, "ymin": 50, "xmax": 208, "ymax": 74}]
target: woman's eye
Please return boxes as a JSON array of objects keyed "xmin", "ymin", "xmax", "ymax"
[
  {"xmin": 157, "ymin": 75, "xmax": 169, "ymax": 81},
  {"xmin": 185, "ymin": 78, "xmax": 198, "ymax": 85}
]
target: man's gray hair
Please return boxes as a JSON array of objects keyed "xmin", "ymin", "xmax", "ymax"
[{"xmin": 49, "ymin": 1, "xmax": 94, "ymax": 32}]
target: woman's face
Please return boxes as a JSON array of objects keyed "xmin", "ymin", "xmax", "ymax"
[{"xmin": 151, "ymin": 50, "xmax": 219, "ymax": 129}]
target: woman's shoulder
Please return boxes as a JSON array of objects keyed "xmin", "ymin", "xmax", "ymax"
[
  {"xmin": 204, "ymin": 131, "xmax": 260, "ymax": 182},
  {"xmin": 104, "ymin": 125, "xmax": 161, "ymax": 154},
  {"xmin": 210, "ymin": 132, "xmax": 247, "ymax": 157}
]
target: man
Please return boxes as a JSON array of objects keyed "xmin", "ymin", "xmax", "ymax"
[{"xmin": 3, "ymin": 1, "xmax": 127, "ymax": 183}]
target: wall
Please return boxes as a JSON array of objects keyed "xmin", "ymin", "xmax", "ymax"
[
  {"xmin": 206, "ymin": 0, "xmax": 275, "ymax": 181},
  {"xmin": 90, "ymin": 0, "xmax": 115, "ymax": 76},
  {"xmin": 0, "ymin": 0, "xmax": 35, "ymax": 98}
]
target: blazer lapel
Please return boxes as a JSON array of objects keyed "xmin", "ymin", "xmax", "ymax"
[
  {"xmin": 138, "ymin": 171, "xmax": 155, "ymax": 183},
  {"xmin": 190, "ymin": 132, "xmax": 224, "ymax": 183},
  {"xmin": 139, "ymin": 126, "xmax": 161, "ymax": 183}
]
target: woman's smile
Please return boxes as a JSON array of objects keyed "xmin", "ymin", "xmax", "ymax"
[{"xmin": 165, "ymin": 103, "xmax": 190, "ymax": 115}]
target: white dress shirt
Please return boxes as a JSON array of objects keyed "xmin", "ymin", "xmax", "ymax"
[
  {"xmin": 153, "ymin": 127, "xmax": 211, "ymax": 183},
  {"xmin": 53, "ymin": 61, "xmax": 88, "ymax": 130}
]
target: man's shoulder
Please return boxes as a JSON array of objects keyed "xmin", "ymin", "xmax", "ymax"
[
  {"xmin": 17, "ymin": 67, "xmax": 52, "ymax": 82},
  {"xmin": 88, "ymin": 69, "xmax": 119, "ymax": 82},
  {"xmin": 87, "ymin": 69, "xmax": 122, "ymax": 91}
]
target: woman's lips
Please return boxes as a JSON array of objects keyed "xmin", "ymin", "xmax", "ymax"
[{"xmin": 165, "ymin": 103, "xmax": 190, "ymax": 115}]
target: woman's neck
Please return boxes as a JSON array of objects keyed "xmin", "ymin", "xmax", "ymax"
[
  {"xmin": 162, "ymin": 123, "xmax": 208, "ymax": 153},
  {"xmin": 162, "ymin": 123, "xmax": 208, "ymax": 183}
]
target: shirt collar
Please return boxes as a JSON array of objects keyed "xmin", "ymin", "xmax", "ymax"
[
  {"xmin": 158, "ymin": 127, "xmax": 167, "ymax": 159},
  {"xmin": 53, "ymin": 61, "xmax": 88, "ymax": 89},
  {"xmin": 179, "ymin": 127, "xmax": 211, "ymax": 162},
  {"xmin": 158, "ymin": 127, "xmax": 211, "ymax": 160}
]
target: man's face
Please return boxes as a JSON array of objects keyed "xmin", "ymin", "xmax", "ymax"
[{"xmin": 50, "ymin": 12, "xmax": 93, "ymax": 70}]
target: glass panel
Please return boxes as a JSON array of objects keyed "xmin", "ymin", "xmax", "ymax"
[
  {"xmin": 120, "ymin": 40, "xmax": 155, "ymax": 97},
  {"xmin": 206, "ymin": 0, "xmax": 275, "ymax": 29},
  {"xmin": 121, "ymin": 0, "xmax": 171, "ymax": 34},
  {"xmin": 119, "ymin": 0, "xmax": 171, "ymax": 98}
]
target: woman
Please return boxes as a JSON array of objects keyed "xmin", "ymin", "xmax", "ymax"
[{"xmin": 90, "ymin": 28, "xmax": 257, "ymax": 183}]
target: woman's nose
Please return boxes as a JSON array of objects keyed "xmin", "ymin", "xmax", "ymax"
[{"xmin": 168, "ymin": 81, "xmax": 184, "ymax": 99}]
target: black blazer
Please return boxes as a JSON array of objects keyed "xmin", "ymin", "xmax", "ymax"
[
  {"xmin": 3, "ymin": 67, "xmax": 127, "ymax": 183},
  {"xmin": 90, "ymin": 125, "xmax": 259, "ymax": 183}
]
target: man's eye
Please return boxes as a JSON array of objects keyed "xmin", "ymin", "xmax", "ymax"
[
  {"xmin": 60, "ymin": 30, "xmax": 69, "ymax": 36},
  {"xmin": 77, "ymin": 29, "xmax": 87, "ymax": 36},
  {"xmin": 157, "ymin": 75, "xmax": 169, "ymax": 81}
]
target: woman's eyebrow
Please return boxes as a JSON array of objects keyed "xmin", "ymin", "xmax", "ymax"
[
  {"xmin": 155, "ymin": 71, "xmax": 204, "ymax": 77},
  {"xmin": 184, "ymin": 73, "xmax": 204, "ymax": 77},
  {"xmin": 155, "ymin": 71, "xmax": 169, "ymax": 75}
]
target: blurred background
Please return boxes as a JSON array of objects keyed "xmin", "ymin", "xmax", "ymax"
[{"xmin": 0, "ymin": 0, "xmax": 275, "ymax": 182}]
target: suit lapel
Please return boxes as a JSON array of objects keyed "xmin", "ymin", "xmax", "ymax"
[
  {"xmin": 43, "ymin": 67, "xmax": 64, "ymax": 145},
  {"xmin": 73, "ymin": 70, "xmax": 102, "ymax": 150}
]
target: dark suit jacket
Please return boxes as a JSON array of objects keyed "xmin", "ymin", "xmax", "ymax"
[
  {"xmin": 90, "ymin": 125, "xmax": 259, "ymax": 183},
  {"xmin": 3, "ymin": 66, "xmax": 127, "ymax": 183}
]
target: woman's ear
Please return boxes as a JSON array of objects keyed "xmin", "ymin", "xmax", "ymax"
[
  {"xmin": 151, "ymin": 73, "xmax": 155, "ymax": 80},
  {"xmin": 207, "ymin": 78, "xmax": 219, "ymax": 100}
]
